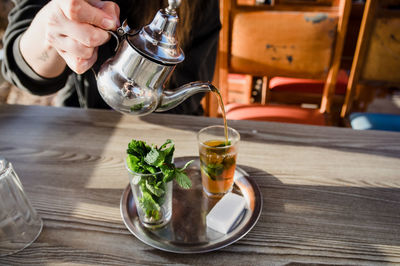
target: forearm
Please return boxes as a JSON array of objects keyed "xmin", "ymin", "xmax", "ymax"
[{"xmin": 19, "ymin": 3, "xmax": 67, "ymax": 78}]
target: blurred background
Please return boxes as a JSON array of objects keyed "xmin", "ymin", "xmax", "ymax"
[
  {"xmin": 0, "ymin": 0, "xmax": 56, "ymax": 106},
  {"xmin": 1, "ymin": 0, "xmax": 399, "ymax": 129}
]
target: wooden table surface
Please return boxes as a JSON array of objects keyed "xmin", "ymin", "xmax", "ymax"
[{"xmin": 0, "ymin": 104, "xmax": 399, "ymax": 265}]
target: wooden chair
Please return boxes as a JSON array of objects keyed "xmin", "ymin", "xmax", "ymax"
[
  {"xmin": 340, "ymin": 0, "xmax": 400, "ymax": 119},
  {"xmin": 207, "ymin": 0, "xmax": 351, "ymax": 125}
]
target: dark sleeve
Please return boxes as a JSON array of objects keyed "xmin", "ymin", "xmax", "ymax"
[
  {"xmin": 1, "ymin": 0, "xmax": 71, "ymax": 96},
  {"xmin": 165, "ymin": 0, "xmax": 221, "ymax": 115}
]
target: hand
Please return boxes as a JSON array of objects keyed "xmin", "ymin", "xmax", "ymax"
[{"xmin": 41, "ymin": 0, "xmax": 120, "ymax": 74}]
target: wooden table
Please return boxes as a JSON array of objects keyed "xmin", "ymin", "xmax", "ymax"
[{"xmin": 1, "ymin": 104, "xmax": 399, "ymax": 265}]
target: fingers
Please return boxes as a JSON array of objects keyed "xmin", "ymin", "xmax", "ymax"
[
  {"xmin": 100, "ymin": 1, "xmax": 120, "ymax": 27},
  {"xmin": 55, "ymin": 0, "xmax": 120, "ymax": 30},
  {"xmin": 46, "ymin": 9, "xmax": 108, "ymax": 51},
  {"xmin": 47, "ymin": 33, "xmax": 95, "ymax": 60},
  {"xmin": 46, "ymin": 22, "xmax": 102, "ymax": 73},
  {"xmin": 88, "ymin": 0, "xmax": 120, "ymax": 26},
  {"xmin": 60, "ymin": 47, "xmax": 99, "ymax": 74},
  {"xmin": 60, "ymin": 19, "xmax": 110, "ymax": 47},
  {"xmin": 43, "ymin": 0, "xmax": 120, "ymax": 73}
]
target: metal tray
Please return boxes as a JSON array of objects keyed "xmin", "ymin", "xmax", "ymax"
[{"xmin": 120, "ymin": 156, "xmax": 262, "ymax": 253}]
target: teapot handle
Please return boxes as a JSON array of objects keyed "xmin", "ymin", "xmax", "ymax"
[
  {"xmin": 90, "ymin": 27, "xmax": 123, "ymax": 80},
  {"xmin": 91, "ymin": 20, "xmax": 138, "ymax": 79},
  {"xmin": 107, "ymin": 30, "xmax": 121, "ymax": 52},
  {"xmin": 107, "ymin": 19, "xmax": 135, "ymax": 52},
  {"xmin": 106, "ymin": 19, "xmax": 131, "ymax": 52}
]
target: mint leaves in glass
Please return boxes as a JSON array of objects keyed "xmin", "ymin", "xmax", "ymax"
[
  {"xmin": 197, "ymin": 125, "xmax": 240, "ymax": 197},
  {"xmin": 126, "ymin": 139, "xmax": 192, "ymax": 228}
]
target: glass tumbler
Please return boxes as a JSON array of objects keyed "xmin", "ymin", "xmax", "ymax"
[
  {"xmin": 126, "ymin": 164, "xmax": 172, "ymax": 229},
  {"xmin": 0, "ymin": 157, "xmax": 43, "ymax": 257},
  {"xmin": 197, "ymin": 125, "xmax": 240, "ymax": 197}
]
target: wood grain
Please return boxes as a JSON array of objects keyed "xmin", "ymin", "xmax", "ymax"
[{"xmin": 0, "ymin": 104, "xmax": 399, "ymax": 265}]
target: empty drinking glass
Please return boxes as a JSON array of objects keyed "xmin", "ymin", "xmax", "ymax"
[{"xmin": 0, "ymin": 157, "xmax": 43, "ymax": 257}]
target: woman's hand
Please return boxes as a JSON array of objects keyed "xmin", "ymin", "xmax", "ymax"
[{"xmin": 20, "ymin": 0, "xmax": 120, "ymax": 77}]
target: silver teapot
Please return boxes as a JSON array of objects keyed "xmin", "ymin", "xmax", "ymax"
[{"xmin": 97, "ymin": 0, "xmax": 216, "ymax": 115}]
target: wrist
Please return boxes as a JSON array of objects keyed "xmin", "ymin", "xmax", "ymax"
[{"xmin": 19, "ymin": 5, "xmax": 67, "ymax": 78}]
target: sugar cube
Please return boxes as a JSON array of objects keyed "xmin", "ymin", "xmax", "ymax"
[{"xmin": 206, "ymin": 192, "xmax": 246, "ymax": 234}]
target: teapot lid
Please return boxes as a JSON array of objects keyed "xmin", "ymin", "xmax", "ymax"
[{"xmin": 127, "ymin": 1, "xmax": 185, "ymax": 65}]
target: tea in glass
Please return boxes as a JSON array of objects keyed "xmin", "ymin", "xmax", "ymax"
[{"xmin": 197, "ymin": 126, "xmax": 240, "ymax": 197}]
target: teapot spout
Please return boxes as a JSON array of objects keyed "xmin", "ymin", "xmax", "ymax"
[{"xmin": 156, "ymin": 81, "xmax": 217, "ymax": 112}]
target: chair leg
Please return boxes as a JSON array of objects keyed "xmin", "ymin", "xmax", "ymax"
[{"xmin": 261, "ymin": 76, "xmax": 269, "ymax": 105}]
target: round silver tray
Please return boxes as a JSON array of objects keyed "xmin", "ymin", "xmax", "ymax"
[{"xmin": 120, "ymin": 156, "xmax": 262, "ymax": 253}]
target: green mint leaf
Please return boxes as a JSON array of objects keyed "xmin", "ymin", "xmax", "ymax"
[
  {"xmin": 127, "ymin": 154, "xmax": 141, "ymax": 173},
  {"xmin": 145, "ymin": 179, "xmax": 165, "ymax": 197},
  {"xmin": 174, "ymin": 169, "xmax": 192, "ymax": 189},
  {"xmin": 127, "ymin": 138, "xmax": 193, "ymax": 220},
  {"xmin": 200, "ymin": 162, "xmax": 224, "ymax": 181},
  {"xmin": 144, "ymin": 148, "xmax": 165, "ymax": 167},
  {"xmin": 159, "ymin": 139, "xmax": 173, "ymax": 149},
  {"xmin": 222, "ymin": 156, "xmax": 236, "ymax": 168},
  {"xmin": 179, "ymin": 160, "xmax": 194, "ymax": 171},
  {"xmin": 143, "ymin": 164, "xmax": 157, "ymax": 174},
  {"xmin": 127, "ymin": 140, "xmax": 150, "ymax": 157},
  {"xmin": 139, "ymin": 191, "xmax": 160, "ymax": 218},
  {"xmin": 130, "ymin": 103, "xmax": 144, "ymax": 112},
  {"xmin": 163, "ymin": 144, "xmax": 175, "ymax": 165},
  {"xmin": 132, "ymin": 174, "xmax": 142, "ymax": 185},
  {"xmin": 200, "ymin": 164, "xmax": 214, "ymax": 181},
  {"xmin": 214, "ymin": 140, "xmax": 231, "ymax": 147},
  {"xmin": 152, "ymin": 210, "xmax": 161, "ymax": 220},
  {"xmin": 159, "ymin": 139, "xmax": 175, "ymax": 164},
  {"xmin": 160, "ymin": 164, "xmax": 175, "ymax": 183}
]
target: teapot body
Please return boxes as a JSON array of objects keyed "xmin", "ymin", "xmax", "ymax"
[
  {"xmin": 96, "ymin": 5, "xmax": 215, "ymax": 116},
  {"xmin": 97, "ymin": 38, "xmax": 175, "ymax": 115}
]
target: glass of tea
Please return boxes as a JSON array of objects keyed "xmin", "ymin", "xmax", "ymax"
[{"xmin": 197, "ymin": 125, "xmax": 240, "ymax": 197}]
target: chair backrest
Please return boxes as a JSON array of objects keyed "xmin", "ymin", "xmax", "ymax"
[
  {"xmin": 230, "ymin": 9, "xmax": 337, "ymax": 79},
  {"xmin": 212, "ymin": 0, "xmax": 351, "ymax": 116},
  {"xmin": 341, "ymin": 0, "xmax": 400, "ymax": 117}
]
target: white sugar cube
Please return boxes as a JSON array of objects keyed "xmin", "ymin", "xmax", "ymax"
[{"xmin": 206, "ymin": 193, "xmax": 246, "ymax": 234}]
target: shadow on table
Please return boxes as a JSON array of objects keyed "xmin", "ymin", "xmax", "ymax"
[{"xmin": 139, "ymin": 113, "xmax": 400, "ymax": 160}]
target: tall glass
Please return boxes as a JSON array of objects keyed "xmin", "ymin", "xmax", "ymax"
[
  {"xmin": 197, "ymin": 125, "xmax": 240, "ymax": 197},
  {"xmin": 126, "ymin": 165, "xmax": 172, "ymax": 229},
  {"xmin": 0, "ymin": 157, "xmax": 43, "ymax": 257}
]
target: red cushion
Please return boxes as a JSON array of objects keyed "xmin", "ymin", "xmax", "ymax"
[
  {"xmin": 226, "ymin": 103, "xmax": 326, "ymax": 126},
  {"xmin": 269, "ymin": 69, "xmax": 348, "ymax": 95}
]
